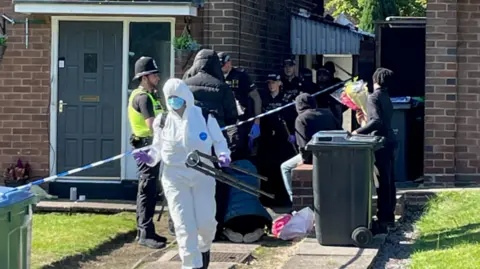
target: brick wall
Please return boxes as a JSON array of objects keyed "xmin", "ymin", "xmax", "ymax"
[
  {"xmin": 0, "ymin": 2, "xmax": 51, "ymax": 176},
  {"xmin": 425, "ymin": 0, "xmax": 480, "ymax": 186},
  {"xmin": 175, "ymin": 0, "xmax": 324, "ymax": 86}
]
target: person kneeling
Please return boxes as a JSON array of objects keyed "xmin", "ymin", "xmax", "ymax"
[
  {"xmin": 281, "ymin": 93, "xmax": 342, "ymax": 203},
  {"xmin": 134, "ymin": 78, "xmax": 231, "ymax": 269}
]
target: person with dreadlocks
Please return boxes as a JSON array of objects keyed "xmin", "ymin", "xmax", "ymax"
[{"xmin": 353, "ymin": 67, "xmax": 397, "ymax": 234}]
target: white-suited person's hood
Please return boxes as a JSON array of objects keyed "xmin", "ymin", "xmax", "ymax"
[{"xmin": 162, "ymin": 78, "xmax": 194, "ymax": 112}]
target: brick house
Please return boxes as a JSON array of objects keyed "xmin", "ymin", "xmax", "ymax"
[
  {"xmin": 0, "ymin": 0, "xmax": 372, "ymax": 199},
  {"xmin": 424, "ymin": 0, "xmax": 480, "ymax": 186}
]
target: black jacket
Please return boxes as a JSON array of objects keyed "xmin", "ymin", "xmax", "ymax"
[
  {"xmin": 183, "ymin": 49, "xmax": 238, "ymax": 127},
  {"xmin": 355, "ymin": 87, "xmax": 395, "ymax": 144},
  {"xmin": 295, "ymin": 93, "xmax": 342, "ymax": 164}
]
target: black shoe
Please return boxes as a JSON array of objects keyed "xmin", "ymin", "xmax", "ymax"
[
  {"xmin": 154, "ymin": 233, "xmax": 168, "ymax": 243},
  {"xmin": 138, "ymin": 237, "xmax": 166, "ymax": 249},
  {"xmin": 168, "ymin": 218, "xmax": 175, "ymax": 236},
  {"xmin": 202, "ymin": 251, "xmax": 210, "ymax": 269},
  {"xmin": 371, "ymin": 220, "xmax": 394, "ymax": 235}
]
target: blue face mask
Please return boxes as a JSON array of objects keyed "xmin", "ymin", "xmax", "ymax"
[{"xmin": 168, "ymin": 96, "xmax": 185, "ymax": 110}]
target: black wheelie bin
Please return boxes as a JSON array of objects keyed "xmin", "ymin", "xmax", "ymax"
[{"xmin": 305, "ymin": 130, "xmax": 384, "ymax": 247}]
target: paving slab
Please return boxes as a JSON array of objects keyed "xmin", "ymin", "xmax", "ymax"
[
  {"xmin": 282, "ymin": 255, "xmax": 377, "ymax": 269},
  {"xmin": 281, "ymin": 234, "xmax": 386, "ymax": 269},
  {"xmin": 142, "ymin": 261, "xmax": 236, "ymax": 269},
  {"xmin": 152, "ymin": 242, "xmax": 259, "ymax": 268},
  {"xmin": 296, "ymin": 236, "xmax": 385, "ymax": 256}
]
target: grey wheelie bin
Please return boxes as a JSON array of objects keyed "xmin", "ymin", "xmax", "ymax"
[
  {"xmin": 305, "ymin": 130, "xmax": 384, "ymax": 247},
  {"xmin": 0, "ymin": 186, "xmax": 38, "ymax": 269}
]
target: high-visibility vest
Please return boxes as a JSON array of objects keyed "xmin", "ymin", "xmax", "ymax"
[{"xmin": 128, "ymin": 88, "xmax": 163, "ymax": 137}]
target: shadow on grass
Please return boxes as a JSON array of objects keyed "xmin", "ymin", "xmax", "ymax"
[
  {"xmin": 40, "ymin": 230, "xmax": 137, "ymax": 269},
  {"xmin": 413, "ymin": 223, "xmax": 480, "ymax": 252}
]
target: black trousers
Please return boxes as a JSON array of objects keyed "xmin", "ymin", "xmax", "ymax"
[
  {"xmin": 374, "ymin": 144, "xmax": 396, "ymax": 223},
  {"xmin": 132, "ymin": 137, "xmax": 161, "ymax": 238}
]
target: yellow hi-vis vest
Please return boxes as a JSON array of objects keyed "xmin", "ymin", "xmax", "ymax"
[{"xmin": 128, "ymin": 88, "xmax": 163, "ymax": 137}]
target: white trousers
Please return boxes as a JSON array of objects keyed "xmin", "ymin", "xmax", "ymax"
[{"xmin": 162, "ymin": 166, "xmax": 217, "ymax": 269}]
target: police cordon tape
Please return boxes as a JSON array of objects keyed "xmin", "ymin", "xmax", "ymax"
[{"xmin": 1, "ymin": 78, "xmax": 351, "ymax": 196}]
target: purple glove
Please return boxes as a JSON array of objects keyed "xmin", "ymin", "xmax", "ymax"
[
  {"xmin": 218, "ymin": 153, "xmax": 231, "ymax": 168},
  {"xmin": 288, "ymin": 135, "xmax": 296, "ymax": 144},
  {"xmin": 133, "ymin": 150, "xmax": 153, "ymax": 164}
]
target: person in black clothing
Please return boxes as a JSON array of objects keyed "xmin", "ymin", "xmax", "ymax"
[
  {"xmin": 183, "ymin": 49, "xmax": 238, "ymax": 241},
  {"xmin": 281, "ymin": 58, "xmax": 303, "ymax": 102},
  {"xmin": 324, "ymin": 61, "xmax": 347, "ymax": 125},
  {"xmin": 353, "ymin": 67, "xmax": 397, "ymax": 233},
  {"xmin": 128, "ymin": 57, "xmax": 167, "ymax": 249},
  {"xmin": 183, "ymin": 49, "xmax": 238, "ymax": 128},
  {"xmin": 280, "ymin": 93, "xmax": 341, "ymax": 203},
  {"xmin": 298, "ymin": 67, "xmax": 316, "ymax": 95},
  {"xmin": 257, "ymin": 73, "xmax": 297, "ymax": 206},
  {"xmin": 315, "ymin": 67, "xmax": 344, "ymax": 126},
  {"xmin": 218, "ymin": 52, "xmax": 262, "ymax": 160}
]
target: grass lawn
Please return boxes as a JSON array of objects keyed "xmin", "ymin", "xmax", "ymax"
[
  {"xmin": 32, "ymin": 212, "xmax": 136, "ymax": 269},
  {"xmin": 410, "ymin": 191, "xmax": 480, "ymax": 269}
]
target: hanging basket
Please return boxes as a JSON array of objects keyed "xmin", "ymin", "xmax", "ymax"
[
  {"xmin": 175, "ymin": 49, "xmax": 195, "ymax": 59},
  {"xmin": 0, "ymin": 45, "xmax": 6, "ymax": 64}
]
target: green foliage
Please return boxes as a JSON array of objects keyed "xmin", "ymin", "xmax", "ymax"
[
  {"xmin": 326, "ymin": 0, "xmax": 427, "ymax": 30},
  {"xmin": 0, "ymin": 35, "xmax": 7, "ymax": 46},
  {"xmin": 173, "ymin": 32, "xmax": 199, "ymax": 51},
  {"xmin": 359, "ymin": 0, "xmax": 399, "ymax": 33}
]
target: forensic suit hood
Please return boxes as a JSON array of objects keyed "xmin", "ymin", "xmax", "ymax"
[
  {"xmin": 145, "ymin": 78, "xmax": 230, "ymax": 269},
  {"xmin": 146, "ymin": 78, "xmax": 231, "ymax": 168}
]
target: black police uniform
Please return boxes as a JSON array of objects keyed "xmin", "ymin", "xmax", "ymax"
[
  {"xmin": 281, "ymin": 75, "xmax": 303, "ymax": 103},
  {"xmin": 129, "ymin": 56, "xmax": 166, "ymax": 249},
  {"xmin": 257, "ymin": 74, "xmax": 297, "ymax": 206}
]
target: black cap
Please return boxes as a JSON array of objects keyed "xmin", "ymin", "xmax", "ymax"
[
  {"xmin": 266, "ymin": 73, "xmax": 281, "ymax": 81},
  {"xmin": 218, "ymin": 52, "xmax": 231, "ymax": 66},
  {"xmin": 284, "ymin": 59, "xmax": 296, "ymax": 67},
  {"xmin": 132, "ymin": 56, "xmax": 159, "ymax": 81}
]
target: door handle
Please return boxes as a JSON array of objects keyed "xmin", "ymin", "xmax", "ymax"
[{"xmin": 59, "ymin": 100, "xmax": 68, "ymax": 113}]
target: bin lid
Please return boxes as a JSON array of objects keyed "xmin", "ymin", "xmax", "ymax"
[
  {"xmin": 306, "ymin": 130, "xmax": 384, "ymax": 149},
  {"xmin": 0, "ymin": 186, "xmax": 35, "ymax": 208}
]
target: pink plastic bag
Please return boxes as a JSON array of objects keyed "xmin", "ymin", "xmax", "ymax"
[{"xmin": 272, "ymin": 214, "xmax": 292, "ymax": 238}]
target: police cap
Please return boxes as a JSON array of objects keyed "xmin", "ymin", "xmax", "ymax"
[{"xmin": 132, "ymin": 56, "xmax": 159, "ymax": 81}]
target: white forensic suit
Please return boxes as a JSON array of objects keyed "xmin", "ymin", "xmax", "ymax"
[{"xmin": 146, "ymin": 78, "xmax": 231, "ymax": 269}]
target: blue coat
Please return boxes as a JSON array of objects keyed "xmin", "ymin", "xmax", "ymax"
[{"xmin": 223, "ymin": 160, "xmax": 273, "ymax": 223}]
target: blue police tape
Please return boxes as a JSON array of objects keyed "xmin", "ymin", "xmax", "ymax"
[{"xmin": 1, "ymin": 79, "xmax": 350, "ymax": 196}]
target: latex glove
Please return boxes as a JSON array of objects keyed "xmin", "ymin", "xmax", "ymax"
[
  {"xmin": 288, "ymin": 135, "xmax": 296, "ymax": 144},
  {"xmin": 249, "ymin": 123, "xmax": 261, "ymax": 139},
  {"xmin": 133, "ymin": 150, "xmax": 152, "ymax": 164},
  {"xmin": 218, "ymin": 153, "xmax": 231, "ymax": 168}
]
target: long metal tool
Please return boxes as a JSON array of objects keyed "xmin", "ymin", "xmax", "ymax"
[
  {"xmin": 279, "ymin": 116, "xmax": 299, "ymax": 154},
  {"xmin": 191, "ymin": 150, "xmax": 268, "ymax": 182},
  {"xmin": 185, "ymin": 151, "xmax": 275, "ymax": 199}
]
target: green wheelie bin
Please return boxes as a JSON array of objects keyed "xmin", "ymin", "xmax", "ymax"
[
  {"xmin": 306, "ymin": 130, "xmax": 384, "ymax": 247},
  {"xmin": 0, "ymin": 186, "xmax": 38, "ymax": 269}
]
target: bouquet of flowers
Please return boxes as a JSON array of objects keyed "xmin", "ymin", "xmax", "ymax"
[{"xmin": 330, "ymin": 78, "xmax": 369, "ymax": 115}]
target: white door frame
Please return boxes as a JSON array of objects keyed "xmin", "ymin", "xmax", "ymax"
[{"xmin": 50, "ymin": 16, "xmax": 175, "ymax": 183}]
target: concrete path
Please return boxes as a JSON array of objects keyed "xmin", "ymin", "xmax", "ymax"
[
  {"xmin": 282, "ymin": 235, "xmax": 386, "ymax": 269},
  {"xmin": 143, "ymin": 242, "xmax": 259, "ymax": 269}
]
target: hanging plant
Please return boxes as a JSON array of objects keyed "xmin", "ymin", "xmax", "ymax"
[
  {"xmin": 174, "ymin": 32, "xmax": 199, "ymax": 52},
  {"xmin": 0, "ymin": 34, "xmax": 7, "ymax": 63}
]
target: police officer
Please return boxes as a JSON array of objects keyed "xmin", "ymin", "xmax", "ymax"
[
  {"xmin": 281, "ymin": 58, "xmax": 303, "ymax": 103},
  {"xmin": 257, "ymin": 74, "xmax": 297, "ymax": 206},
  {"xmin": 218, "ymin": 52, "xmax": 262, "ymax": 159},
  {"xmin": 128, "ymin": 56, "xmax": 167, "ymax": 249}
]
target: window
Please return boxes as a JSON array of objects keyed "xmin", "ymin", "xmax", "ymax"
[{"xmin": 128, "ymin": 22, "xmax": 171, "ymax": 91}]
